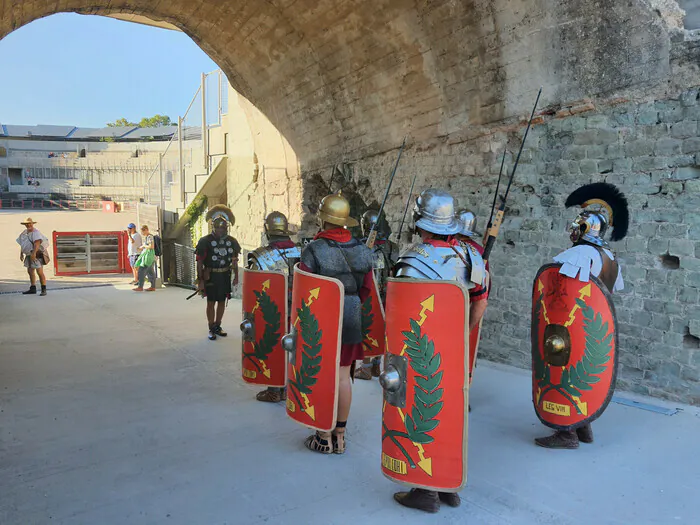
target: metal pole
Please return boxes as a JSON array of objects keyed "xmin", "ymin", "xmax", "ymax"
[
  {"xmin": 158, "ymin": 153, "xmax": 165, "ymax": 287},
  {"xmin": 201, "ymin": 72, "xmax": 208, "ymax": 173},
  {"xmin": 178, "ymin": 116, "xmax": 184, "ymax": 206}
]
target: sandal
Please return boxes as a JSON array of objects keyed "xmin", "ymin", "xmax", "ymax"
[
  {"xmin": 354, "ymin": 366, "xmax": 373, "ymax": 380},
  {"xmin": 256, "ymin": 388, "xmax": 286, "ymax": 403},
  {"xmin": 304, "ymin": 431, "xmax": 333, "ymax": 454},
  {"xmin": 333, "ymin": 421, "xmax": 347, "ymax": 454}
]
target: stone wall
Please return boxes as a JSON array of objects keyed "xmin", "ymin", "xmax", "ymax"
[{"xmin": 300, "ymin": 89, "xmax": 700, "ymax": 404}]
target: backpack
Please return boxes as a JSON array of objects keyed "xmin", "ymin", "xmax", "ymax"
[{"xmin": 153, "ymin": 235, "xmax": 162, "ymax": 257}]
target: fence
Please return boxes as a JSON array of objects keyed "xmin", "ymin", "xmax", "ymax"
[{"xmin": 165, "ymin": 242, "xmax": 197, "ymax": 289}]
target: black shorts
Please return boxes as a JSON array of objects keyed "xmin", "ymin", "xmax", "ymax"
[{"xmin": 205, "ymin": 271, "xmax": 231, "ymax": 302}]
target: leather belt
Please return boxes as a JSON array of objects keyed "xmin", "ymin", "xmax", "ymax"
[{"xmin": 210, "ymin": 268, "xmax": 231, "ymax": 273}]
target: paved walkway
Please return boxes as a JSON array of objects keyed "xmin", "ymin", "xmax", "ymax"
[{"xmin": 0, "ymin": 285, "xmax": 698, "ymax": 525}]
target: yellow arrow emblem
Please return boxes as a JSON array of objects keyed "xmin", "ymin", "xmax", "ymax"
[
  {"xmin": 367, "ymin": 336, "xmax": 379, "ymax": 348},
  {"xmin": 293, "ymin": 287, "xmax": 322, "ymax": 327},
  {"xmin": 564, "ymin": 283, "xmax": 591, "ymax": 327},
  {"xmin": 399, "ymin": 295, "xmax": 435, "ymax": 357},
  {"xmin": 251, "ymin": 280, "xmax": 272, "ymax": 313},
  {"xmin": 261, "ymin": 360, "xmax": 271, "ymax": 379}
]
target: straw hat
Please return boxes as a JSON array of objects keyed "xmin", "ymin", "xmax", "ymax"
[{"xmin": 20, "ymin": 217, "xmax": 37, "ymax": 226}]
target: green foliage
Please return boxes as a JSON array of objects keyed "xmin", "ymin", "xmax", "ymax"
[
  {"xmin": 289, "ymin": 302, "xmax": 323, "ymax": 395},
  {"xmin": 106, "ymin": 117, "xmax": 136, "ymax": 127},
  {"xmin": 106, "ymin": 115, "xmax": 172, "ymax": 128},
  {"xmin": 560, "ymin": 299, "xmax": 613, "ymax": 398},
  {"xmin": 186, "ymin": 196, "xmax": 208, "ymax": 246},
  {"xmin": 251, "ymin": 290, "xmax": 281, "ymax": 361},
  {"xmin": 402, "ymin": 319, "xmax": 443, "ymax": 445}
]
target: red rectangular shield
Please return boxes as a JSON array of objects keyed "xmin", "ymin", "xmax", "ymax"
[
  {"xmin": 381, "ymin": 278, "xmax": 470, "ymax": 492},
  {"xmin": 241, "ymin": 269, "xmax": 288, "ymax": 387},
  {"xmin": 286, "ymin": 264, "xmax": 344, "ymax": 432}
]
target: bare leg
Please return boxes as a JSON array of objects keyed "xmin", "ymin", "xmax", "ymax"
[
  {"xmin": 215, "ymin": 301, "xmax": 226, "ymax": 325},
  {"xmin": 206, "ymin": 301, "xmax": 216, "ymax": 326},
  {"xmin": 28, "ymin": 267, "xmax": 36, "ymax": 286},
  {"xmin": 337, "ymin": 365, "xmax": 352, "ymax": 422},
  {"xmin": 36, "ymin": 266, "xmax": 47, "ymax": 286},
  {"xmin": 132, "ymin": 265, "xmax": 138, "ymax": 282}
]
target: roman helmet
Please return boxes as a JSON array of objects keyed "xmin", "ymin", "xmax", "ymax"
[
  {"xmin": 264, "ymin": 211, "xmax": 293, "ymax": 237},
  {"xmin": 412, "ymin": 188, "xmax": 460, "ymax": 236},
  {"xmin": 565, "ymin": 182, "xmax": 629, "ymax": 247},
  {"xmin": 206, "ymin": 204, "xmax": 235, "ymax": 231},
  {"xmin": 361, "ymin": 209, "xmax": 381, "ymax": 238},
  {"xmin": 317, "ymin": 192, "xmax": 359, "ymax": 228},
  {"xmin": 456, "ymin": 209, "xmax": 477, "ymax": 238}
]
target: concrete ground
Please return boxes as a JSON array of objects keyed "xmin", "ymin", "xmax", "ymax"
[
  {"xmin": 0, "ymin": 208, "xmax": 138, "ymax": 294},
  {"xmin": 1, "ymin": 283, "xmax": 699, "ymax": 525}
]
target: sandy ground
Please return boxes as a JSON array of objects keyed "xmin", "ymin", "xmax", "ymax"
[
  {"xmin": 1, "ymin": 284, "xmax": 699, "ymax": 524},
  {"xmin": 0, "ymin": 208, "xmax": 140, "ymax": 293}
]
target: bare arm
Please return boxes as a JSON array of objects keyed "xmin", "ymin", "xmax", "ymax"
[
  {"xmin": 232, "ymin": 258, "xmax": 239, "ymax": 286},
  {"xmin": 469, "ymin": 299, "xmax": 488, "ymax": 332},
  {"xmin": 31, "ymin": 239, "xmax": 42, "ymax": 259}
]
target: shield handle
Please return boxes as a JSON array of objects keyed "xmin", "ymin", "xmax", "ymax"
[
  {"xmin": 381, "ymin": 353, "xmax": 408, "ymax": 408},
  {"xmin": 240, "ymin": 313, "xmax": 255, "ymax": 342}
]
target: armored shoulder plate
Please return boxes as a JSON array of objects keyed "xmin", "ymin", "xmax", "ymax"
[
  {"xmin": 247, "ymin": 244, "xmax": 302, "ymax": 274},
  {"xmin": 459, "ymin": 241, "xmax": 486, "ymax": 286},
  {"xmin": 395, "ymin": 243, "xmax": 473, "ymax": 288}
]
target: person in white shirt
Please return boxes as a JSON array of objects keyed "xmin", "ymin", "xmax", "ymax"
[
  {"xmin": 16, "ymin": 217, "xmax": 49, "ymax": 296},
  {"xmin": 126, "ymin": 223, "xmax": 143, "ymax": 285},
  {"xmin": 534, "ymin": 182, "xmax": 628, "ymax": 450}
]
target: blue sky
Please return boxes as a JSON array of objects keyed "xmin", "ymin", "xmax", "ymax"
[{"xmin": 0, "ymin": 13, "xmax": 218, "ymax": 128}]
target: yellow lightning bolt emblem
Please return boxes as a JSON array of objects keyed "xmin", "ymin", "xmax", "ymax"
[
  {"xmin": 251, "ymin": 279, "xmax": 271, "ymax": 313},
  {"xmin": 538, "ymin": 279, "xmax": 550, "ymax": 324},
  {"xmin": 564, "ymin": 283, "xmax": 591, "ymax": 327}
]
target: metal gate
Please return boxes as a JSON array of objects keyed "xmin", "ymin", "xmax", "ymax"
[
  {"xmin": 52, "ymin": 231, "xmax": 129, "ymax": 276},
  {"xmin": 165, "ymin": 242, "xmax": 197, "ymax": 289}
]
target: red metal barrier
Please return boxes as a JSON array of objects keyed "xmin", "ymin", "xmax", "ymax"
[{"xmin": 52, "ymin": 230, "xmax": 129, "ymax": 276}]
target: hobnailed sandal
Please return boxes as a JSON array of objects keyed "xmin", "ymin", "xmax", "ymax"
[
  {"xmin": 332, "ymin": 421, "xmax": 347, "ymax": 454},
  {"xmin": 354, "ymin": 366, "xmax": 373, "ymax": 380},
  {"xmin": 256, "ymin": 388, "xmax": 286, "ymax": 403},
  {"xmin": 304, "ymin": 431, "xmax": 333, "ymax": 454}
]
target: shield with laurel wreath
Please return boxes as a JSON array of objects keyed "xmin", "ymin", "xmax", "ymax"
[
  {"xmin": 531, "ymin": 263, "xmax": 619, "ymax": 431},
  {"xmin": 285, "ymin": 264, "xmax": 344, "ymax": 432},
  {"xmin": 381, "ymin": 278, "xmax": 470, "ymax": 492},
  {"xmin": 240, "ymin": 269, "xmax": 288, "ymax": 387}
]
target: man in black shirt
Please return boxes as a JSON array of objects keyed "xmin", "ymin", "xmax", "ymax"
[{"xmin": 195, "ymin": 205, "xmax": 241, "ymax": 340}]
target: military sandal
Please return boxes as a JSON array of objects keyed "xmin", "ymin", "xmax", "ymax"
[
  {"xmin": 354, "ymin": 366, "xmax": 373, "ymax": 380},
  {"xmin": 256, "ymin": 388, "xmax": 286, "ymax": 403},
  {"xmin": 304, "ymin": 431, "xmax": 333, "ymax": 454},
  {"xmin": 393, "ymin": 488, "xmax": 440, "ymax": 513},
  {"xmin": 534, "ymin": 430, "xmax": 579, "ymax": 449},
  {"xmin": 332, "ymin": 421, "xmax": 347, "ymax": 454}
]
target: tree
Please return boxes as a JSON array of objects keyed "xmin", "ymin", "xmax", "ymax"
[
  {"xmin": 106, "ymin": 118, "xmax": 137, "ymax": 127},
  {"xmin": 106, "ymin": 115, "xmax": 172, "ymax": 128},
  {"xmin": 139, "ymin": 115, "xmax": 172, "ymax": 127}
]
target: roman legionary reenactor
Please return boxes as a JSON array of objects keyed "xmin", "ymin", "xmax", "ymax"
[
  {"xmin": 532, "ymin": 182, "xmax": 628, "ymax": 449},
  {"xmin": 381, "ymin": 189, "xmax": 487, "ymax": 513},
  {"xmin": 455, "ymin": 209, "xmax": 490, "ymax": 388},
  {"xmin": 355, "ymin": 209, "xmax": 399, "ymax": 380},
  {"xmin": 241, "ymin": 211, "xmax": 301, "ymax": 404},
  {"xmin": 282, "ymin": 192, "xmax": 374, "ymax": 455},
  {"xmin": 195, "ymin": 205, "xmax": 241, "ymax": 341}
]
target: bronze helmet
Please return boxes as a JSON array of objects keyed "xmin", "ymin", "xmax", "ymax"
[
  {"xmin": 264, "ymin": 211, "xmax": 293, "ymax": 236},
  {"xmin": 317, "ymin": 192, "xmax": 359, "ymax": 228}
]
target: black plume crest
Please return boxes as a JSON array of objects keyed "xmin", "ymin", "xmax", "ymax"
[{"xmin": 565, "ymin": 182, "xmax": 629, "ymax": 241}]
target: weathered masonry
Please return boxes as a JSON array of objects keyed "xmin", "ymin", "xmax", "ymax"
[{"xmin": 2, "ymin": 0, "xmax": 699, "ymax": 403}]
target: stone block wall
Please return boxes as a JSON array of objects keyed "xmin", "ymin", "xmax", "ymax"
[{"xmin": 300, "ymin": 89, "xmax": 700, "ymax": 404}]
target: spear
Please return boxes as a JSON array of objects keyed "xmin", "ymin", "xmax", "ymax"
[
  {"xmin": 397, "ymin": 171, "xmax": 418, "ymax": 244},
  {"xmin": 366, "ymin": 137, "xmax": 407, "ymax": 249},
  {"xmin": 482, "ymin": 87, "xmax": 542, "ymax": 262},
  {"xmin": 483, "ymin": 149, "xmax": 507, "ymax": 245}
]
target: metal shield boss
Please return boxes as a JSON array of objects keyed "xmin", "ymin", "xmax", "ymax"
[
  {"xmin": 380, "ymin": 278, "xmax": 470, "ymax": 492},
  {"xmin": 240, "ymin": 269, "xmax": 288, "ymax": 387},
  {"xmin": 284, "ymin": 264, "xmax": 344, "ymax": 432},
  {"xmin": 362, "ymin": 273, "xmax": 386, "ymax": 358},
  {"xmin": 531, "ymin": 264, "xmax": 618, "ymax": 431}
]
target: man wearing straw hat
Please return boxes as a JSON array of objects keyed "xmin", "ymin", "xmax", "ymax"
[{"xmin": 17, "ymin": 217, "xmax": 49, "ymax": 296}]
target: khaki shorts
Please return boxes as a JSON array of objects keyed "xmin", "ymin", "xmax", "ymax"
[{"xmin": 23, "ymin": 256, "xmax": 43, "ymax": 269}]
